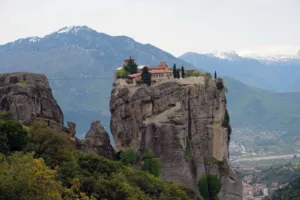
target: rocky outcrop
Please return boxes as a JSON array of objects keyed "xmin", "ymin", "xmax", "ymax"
[
  {"xmin": 110, "ymin": 78, "xmax": 242, "ymax": 200},
  {"xmin": 0, "ymin": 72, "xmax": 115, "ymax": 159},
  {"xmin": 78, "ymin": 121, "xmax": 115, "ymax": 160},
  {"xmin": 0, "ymin": 72, "xmax": 63, "ymax": 129}
]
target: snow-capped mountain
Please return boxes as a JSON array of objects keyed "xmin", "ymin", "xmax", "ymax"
[
  {"xmin": 180, "ymin": 51, "xmax": 300, "ymax": 92},
  {"xmin": 200, "ymin": 50, "xmax": 300, "ymax": 63}
]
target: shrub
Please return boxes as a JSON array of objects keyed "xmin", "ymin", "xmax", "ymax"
[
  {"xmin": 0, "ymin": 152, "xmax": 63, "ymax": 200},
  {"xmin": 186, "ymin": 70, "xmax": 203, "ymax": 77},
  {"xmin": 197, "ymin": 174, "xmax": 222, "ymax": 200},
  {"xmin": 142, "ymin": 149, "xmax": 162, "ymax": 177},
  {"xmin": 185, "ymin": 137, "xmax": 192, "ymax": 161},
  {"xmin": 0, "ymin": 112, "xmax": 29, "ymax": 154},
  {"xmin": 216, "ymin": 80, "xmax": 224, "ymax": 90},
  {"xmin": 120, "ymin": 148, "xmax": 137, "ymax": 165},
  {"xmin": 116, "ymin": 68, "xmax": 128, "ymax": 78},
  {"xmin": 27, "ymin": 121, "xmax": 75, "ymax": 167}
]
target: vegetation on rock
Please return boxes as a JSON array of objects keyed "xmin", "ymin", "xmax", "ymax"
[
  {"xmin": 141, "ymin": 66, "xmax": 152, "ymax": 85},
  {"xmin": 181, "ymin": 66, "xmax": 185, "ymax": 78},
  {"xmin": 116, "ymin": 68, "xmax": 128, "ymax": 78},
  {"xmin": 197, "ymin": 174, "xmax": 222, "ymax": 200},
  {"xmin": 124, "ymin": 57, "xmax": 138, "ymax": 74},
  {"xmin": 0, "ymin": 113, "xmax": 199, "ymax": 200},
  {"xmin": 185, "ymin": 137, "xmax": 192, "ymax": 161},
  {"xmin": 141, "ymin": 149, "xmax": 162, "ymax": 177}
]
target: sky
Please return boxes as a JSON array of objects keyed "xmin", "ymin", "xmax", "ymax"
[{"xmin": 0, "ymin": 0, "xmax": 300, "ymax": 57}]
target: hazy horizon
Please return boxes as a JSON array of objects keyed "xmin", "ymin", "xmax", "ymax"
[{"xmin": 1, "ymin": 0, "xmax": 300, "ymax": 57}]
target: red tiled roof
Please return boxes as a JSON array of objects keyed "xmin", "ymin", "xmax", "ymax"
[
  {"xmin": 128, "ymin": 73, "xmax": 141, "ymax": 78},
  {"xmin": 149, "ymin": 69, "xmax": 172, "ymax": 74}
]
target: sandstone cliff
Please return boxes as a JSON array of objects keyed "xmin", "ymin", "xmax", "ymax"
[
  {"xmin": 0, "ymin": 72, "xmax": 63, "ymax": 129},
  {"xmin": 0, "ymin": 72, "xmax": 115, "ymax": 159},
  {"xmin": 110, "ymin": 78, "xmax": 242, "ymax": 200},
  {"xmin": 78, "ymin": 120, "xmax": 116, "ymax": 160}
]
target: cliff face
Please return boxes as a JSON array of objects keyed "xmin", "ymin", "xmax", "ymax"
[
  {"xmin": 0, "ymin": 72, "xmax": 115, "ymax": 159},
  {"xmin": 110, "ymin": 78, "xmax": 242, "ymax": 200},
  {"xmin": 0, "ymin": 72, "xmax": 63, "ymax": 129}
]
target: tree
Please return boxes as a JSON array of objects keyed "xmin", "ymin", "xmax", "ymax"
[
  {"xmin": 141, "ymin": 66, "xmax": 152, "ymax": 85},
  {"xmin": 214, "ymin": 71, "xmax": 217, "ymax": 79},
  {"xmin": 173, "ymin": 64, "xmax": 177, "ymax": 78},
  {"xmin": 124, "ymin": 57, "xmax": 138, "ymax": 74},
  {"xmin": 141, "ymin": 149, "xmax": 162, "ymax": 177},
  {"xmin": 27, "ymin": 121, "xmax": 75, "ymax": 167},
  {"xmin": 176, "ymin": 69, "xmax": 180, "ymax": 79},
  {"xmin": 198, "ymin": 174, "xmax": 222, "ymax": 200},
  {"xmin": 0, "ymin": 111, "xmax": 29, "ymax": 154},
  {"xmin": 181, "ymin": 66, "xmax": 185, "ymax": 78},
  {"xmin": 0, "ymin": 152, "xmax": 63, "ymax": 200},
  {"xmin": 120, "ymin": 148, "xmax": 137, "ymax": 165}
]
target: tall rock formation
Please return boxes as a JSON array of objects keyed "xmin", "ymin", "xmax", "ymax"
[
  {"xmin": 0, "ymin": 72, "xmax": 115, "ymax": 159},
  {"xmin": 110, "ymin": 78, "xmax": 242, "ymax": 200},
  {"xmin": 0, "ymin": 72, "xmax": 63, "ymax": 129},
  {"xmin": 78, "ymin": 120, "xmax": 116, "ymax": 160}
]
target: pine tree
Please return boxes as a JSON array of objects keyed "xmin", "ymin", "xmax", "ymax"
[
  {"xmin": 181, "ymin": 66, "xmax": 185, "ymax": 78},
  {"xmin": 141, "ymin": 66, "xmax": 152, "ymax": 85},
  {"xmin": 173, "ymin": 64, "xmax": 176, "ymax": 78},
  {"xmin": 214, "ymin": 71, "xmax": 217, "ymax": 79},
  {"xmin": 124, "ymin": 57, "xmax": 138, "ymax": 74}
]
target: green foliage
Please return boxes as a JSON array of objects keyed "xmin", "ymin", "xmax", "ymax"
[
  {"xmin": 16, "ymin": 81, "xmax": 30, "ymax": 87},
  {"xmin": 26, "ymin": 121, "xmax": 75, "ymax": 167},
  {"xmin": 186, "ymin": 70, "xmax": 203, "ymax": 77},
  {"xmin": 0, "ymin": 152, "xmax": 63, "ymax": 200},
  {"xmin": 142, "ymin": 149, "xmax": 162, "ymax": 177},
  {"xmin": 120, "ymin": 148, "xmax": 137, "ymax": 165},
  {"xmin": 176, "ymin": 69, "xmax": 180, "ymax": 79},
  {"xmin": 116, "ymin": 68, "xmax": 128, "ymax": 78},
  {"xmin": 185, "ymin": 137, "xmax": 192, "ymax": 161},
  {"xmin": 204, "ymin": 72, "xmax": 212, "ymax": 79},
  {"xmin": 216, "ymin": 81, "xmax": 224, "ymax": 90},
  {"xmin": 141, "ymin": 66, "xmax": 152, "ymax": 85},
  {"xmin": 0, "ymin": 112, "xmax": 29, "ymax": 154},
  {"xmin": 124, "ymin": 57, "xmax": 138, "ymax": 74},
  {"xmin": 197, "ymin": 174, "xmax": 222, "ymax": 200},
  {"xmin": 181, "ymin": 66, "xmax": 185, "ymax": 78},
  {"xmin": 173, "ymin": 64, "xmax": 177, "ymax": 78},
  {"xmin": 222, "ymin": 109, "xmax": 230, "ymax": 128},
  {"xmin": 0, "ymin": 117, "xmax": 198, "ymax": 199}
]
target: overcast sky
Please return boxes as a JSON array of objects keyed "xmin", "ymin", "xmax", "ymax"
[{"xmin": 0, "ymin": 0, "xmax": 299, "ymax": 56}]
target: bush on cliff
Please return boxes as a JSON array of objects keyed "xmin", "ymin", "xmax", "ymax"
[
  {"xmin": 141, "ymin": 149, "xmax": 162, "ymax": 177},
  {"xmin": 197, "ymin": 174, "xmax": 222, "ymax": 200},
  {"xmin": 120, "ymin": 148, "xmax": 137, "ymax": 165},
  {"xmin": 0, "ymin": 111, "xmax": 29, "ymax": 154}
]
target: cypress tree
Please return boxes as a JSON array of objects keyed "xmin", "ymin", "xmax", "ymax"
[
  {"xmin": 173, "ymin": 64, "xmax": 176, "ymax": 78},
  {"xmin": 181, "ymin": 66, "xmax": 185, "ymax": 78},
  {"xmin": 176, "ymin": 69, "xmax": 180, "ymax": 79},
  {"xmin": 141, "ymin": 66, "xmax": 152, "ymax": 85}
]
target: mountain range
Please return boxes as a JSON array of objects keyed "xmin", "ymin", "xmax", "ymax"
[
  {"xmin": 180, "ymin": 51, "xmax": 300, "ymax": 92},
  {"xmin": 1, "ymin": 25, "xmax": 300, "ymax": 148},
  {"xmin": 0, "ymin": 26, "xmax": 193, "ymax": 137}
]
